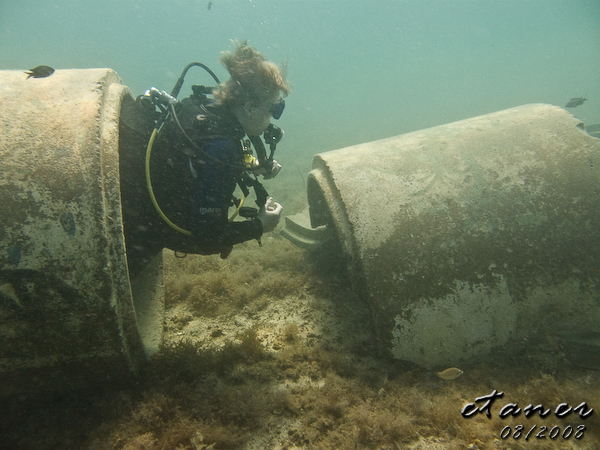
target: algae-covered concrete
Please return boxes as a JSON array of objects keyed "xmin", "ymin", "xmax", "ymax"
[
  {"xmin": 307, "ymin": 104, "xmax": 600, "ymax": 368},
  {"xmin": 0, "ymin": 69, "xmax": 164, "ymax": 395}
]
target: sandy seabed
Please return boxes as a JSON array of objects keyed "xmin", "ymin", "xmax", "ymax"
[{"xmin": 2, "ymin": 233, "xmax": 599, "ymax": 450}]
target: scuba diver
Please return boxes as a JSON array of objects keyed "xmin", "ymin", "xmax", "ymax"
[{"xmin": 119, "ymin": 41, "xmax": 291, "ymax": 277}]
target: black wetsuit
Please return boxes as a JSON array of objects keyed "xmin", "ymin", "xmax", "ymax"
[{"xmin": 119, "ymin": 94, "xmax": 263, "ymax": 278}]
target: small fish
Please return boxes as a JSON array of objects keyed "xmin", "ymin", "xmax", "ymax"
[
  {"xmin": 25, "ymin": 65, "xmax": 55, "ymax": 79},
  {"xmin": 437, "ymin": 367, "xmax": 463, "ymax": 380},
  {"xmin": 565, "ymin": 97, "xmax": 587, "ymax": 108},
  {"xmin": 207, "ymin": 1, "xmax": 213, "ymax": 10}
]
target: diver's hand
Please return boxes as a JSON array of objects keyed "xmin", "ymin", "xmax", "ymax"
[
  {"xmin": 257, "ymin": 197, "xmax": 282, "ymax": 233},
  {"xmin": 262, "ymin": 160, "xmax": 282, "ymax": 179}
]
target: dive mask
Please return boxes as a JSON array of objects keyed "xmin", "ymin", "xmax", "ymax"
[{"xmin": 270, "ymin": 98, "xmax": 285, "ymax": 120}]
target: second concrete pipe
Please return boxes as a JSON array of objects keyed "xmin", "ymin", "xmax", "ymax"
[{"xmin": 297, "ymin": 104, "xmax": 600, "ymax": 368}]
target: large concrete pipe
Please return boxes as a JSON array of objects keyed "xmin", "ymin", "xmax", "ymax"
[
  {"xmin": 0, "ymin": 69, "xmax": 164, "ymax": 396},
  {"xmin": 286, "ymin": 104, "xmax": 600, "ymax": 369}
]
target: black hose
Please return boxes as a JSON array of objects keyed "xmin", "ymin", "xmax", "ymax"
[{"xmin": 170, "ymin": 62, "xmax": 221, "ymax": 98}]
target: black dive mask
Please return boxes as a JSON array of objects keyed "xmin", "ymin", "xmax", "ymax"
[{"xmin": 270, "ymin": 98, "xmax": 285, "ymax": 120}]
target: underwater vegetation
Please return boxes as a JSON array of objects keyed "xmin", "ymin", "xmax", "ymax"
[{"xmin": 1, "ymin": 237, "xmax": 599, "ymax": 449}]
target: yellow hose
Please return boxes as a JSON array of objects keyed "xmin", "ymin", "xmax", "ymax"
[
  {"xmin": 228, "ymin": 193, "xmax": 246, "ymax": 221},
  {"xmin": 145, "ymin": 128, "xmax": 192, "ymax": 235}
]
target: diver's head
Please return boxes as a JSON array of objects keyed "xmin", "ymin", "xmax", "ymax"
[
  {"xmin": 233, "ymin": 96, "xmax": 286, "ymax": 135},
  {"xmin": 213, "ymin": 40, "xmax": 290, "ymax": 134}
]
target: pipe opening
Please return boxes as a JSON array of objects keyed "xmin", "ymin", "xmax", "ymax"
[
  {"xmin": 307, "ymin": 170, "xmax": 334, "ymax": 229},
  {"xmin": 118, "ymin": 94, "xmax": 165, "ymax": 359}
]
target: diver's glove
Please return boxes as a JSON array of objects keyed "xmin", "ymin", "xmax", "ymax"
[
  {"xmin": 263, "ymin": 159, "xmax": 282, "ymax": 179},
  {"xmin": 257, "ymin": 197, "xmax": 283, "ymax": 233}
]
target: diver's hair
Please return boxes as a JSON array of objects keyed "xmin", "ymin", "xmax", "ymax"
[{"xmin": 213, "ymin": 40, "xmax": 290, "ymax": 108}]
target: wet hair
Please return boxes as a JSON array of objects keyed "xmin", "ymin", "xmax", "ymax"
[{"xmin": 213, "ymin": 40, "xmax": 290, "ymax": 109}]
